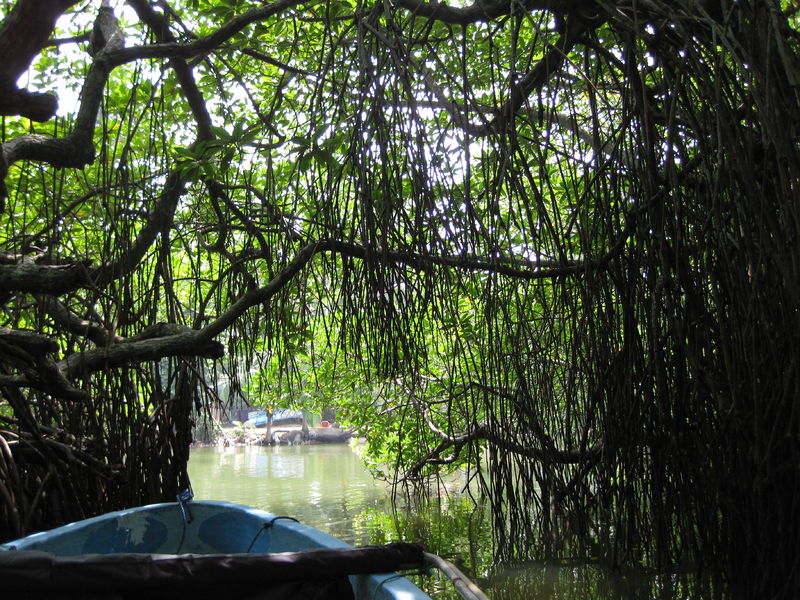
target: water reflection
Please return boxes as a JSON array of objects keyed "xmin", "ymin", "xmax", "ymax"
[
  {"xmin": 189, "ymin": 444, "xmax": 399, "ymax": 547},
  {"xmin": 189, "ymin": 445, "xmax": 706, "ymax": 599}
]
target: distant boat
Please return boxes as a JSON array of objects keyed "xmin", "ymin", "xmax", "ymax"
[
  {"xmin": 246, "ymin": 408, "xmax": 303, "ymax": 428},
  {"xmin": 0, "ymin": 498, "xmax": 488, "ymax": 600},
  {"xmin": 270, "ymin": 408, "xmax": 304, "ymax": 426},
  {"xmin": 245, "ymin": 410, "xmax": 270, "ymax": 427}
]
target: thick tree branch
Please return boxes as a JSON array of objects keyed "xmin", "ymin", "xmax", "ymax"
[
  {"xmin": 0, "ymin": 0, "xmax": 80, "ymax": 85},
  {"xmin": 403, "ymin": 422, "xmax": 603, "ymax": 480},
  {"xmin": 1, "ymin": 155, "xmax": 192, "ymax": 301},
  {"xmin": 60, "ymin": 328, "xmax": 223, "ymax": 379},
  {"xmin": 89, "ymin": 169, "xmax": 186, "ymax": 288},
  {"xmin": 0, "ymin": 89, "xmax": 58, "ymax": 123},
  {"xmin": 126, "ymin": 0, "xmax": 215, "ymax": 140},
  {"xmin": 106, "ymin": 0, "xmax": 310, "ymax": 67},
  {"xmin": 200, "ymin": 234, "xmax": 629, "ymax": 340},
  {"xmin": 391, "ymin": 0, "xmax": 571, "ymax": 25},
  {"xmin": 0, "ymin": 328, "xmax": 58, "ymax": 356},
  {"xmin": 498, "ymin": 18, "xmax": 594, "ymax": 127},
  {"xmin": 0, "ymin": 328, "xmax": 87, "ymax": 401},
  {"xmin": 0, "ymin": 228, "xmax": 625, "ymax": 393},
  {"xmin": 0, "ymin": 218, "xmax": 629, "ymax": 296},
  {"xmin": 1, "ymin": 323, "xmax": 221, "ymax": 397},
  {"xmin": 0, "ymin": 2, "xmax": 125, "ymax": 208},
  {"xmin": 326, "ymin": 240, "xmax": 584, "ymax": 277},
  {"xmin": 88, "ymin": 0, "xmax": 123, "ymax": 56},
  {"xmin": 0, "ymin": 258, "xmax": 92, "ymax": 295},
  {"xmin": 0, "ymin": 0, "xmax": 81, "ymax": 121},
  {"xmin": 369, "ymin": 13, "xmax": 597, "ymax": 136},
  {"xmin": 0, "ymin": 0, "xmax": 228, "ymax": 294},
  {"xmin": 200, "ymin": 240, "xmax": 324, "ymax": 339},
  {"xmin": 35, "ymin": 296, "xmax": 123, "ymax": 347}
]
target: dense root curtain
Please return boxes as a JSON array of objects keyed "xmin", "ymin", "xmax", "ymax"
[{"xmin": 0, "ymin": 1, "xmax": 798, "ymax": 597}]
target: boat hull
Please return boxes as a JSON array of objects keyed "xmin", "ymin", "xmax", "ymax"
[{"xmin": 0, "ymin": 500, "xmax": 430, "ymax": 600}]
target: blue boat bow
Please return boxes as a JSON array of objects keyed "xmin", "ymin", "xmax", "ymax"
[{"xmin": 0, "ymin": 500, "xmax": 489, "ymax": 600}]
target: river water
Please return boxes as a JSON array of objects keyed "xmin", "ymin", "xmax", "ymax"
[{"xmin": 188, "ymin": 444, "xmax": 698, "ymax": 599}]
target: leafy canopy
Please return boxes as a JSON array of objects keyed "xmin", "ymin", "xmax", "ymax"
[{"xmin": 1, "ymin": 1, "xmax": 799, "ymax": 595}]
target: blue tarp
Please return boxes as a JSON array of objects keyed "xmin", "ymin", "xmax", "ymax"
[{"xmin": 246, "ymin": 409, "xmax": 303, "ymax": 428}]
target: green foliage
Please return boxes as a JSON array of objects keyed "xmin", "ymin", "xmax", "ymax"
[{"xmin": 1, "ymin": 2, "xmax": 799, "ymax": 595}]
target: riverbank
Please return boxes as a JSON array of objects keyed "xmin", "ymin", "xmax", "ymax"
[{"xmin": 212, "ymin": 422, "xmax": 355, "ymax": 446}]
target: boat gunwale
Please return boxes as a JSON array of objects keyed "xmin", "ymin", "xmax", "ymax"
[{"xmin": 0, "ymin": 500, "xmax": 433, "ymax": 600}]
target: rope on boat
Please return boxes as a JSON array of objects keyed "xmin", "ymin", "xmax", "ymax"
[
  {"xmin": 264, "ymin": 515, "xmax": 300, "ymax": 528},
  {"xmin": 175, "ymin": 489, "xmax": 195, "ymax": 553},
  {"xmin": 246, "ymin": 516, "xmax": 300, "ymax": 552},
  {"xmin": 177, "ymin": 489, "xmax": 194, "ymax": 524}
]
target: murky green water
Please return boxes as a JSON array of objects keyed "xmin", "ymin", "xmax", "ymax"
[
  {"xmin": 188, "ymin": 444, "xmax": 418, "ymax": 547},
  {"xmin": 188, "ymin": 444, "xmax": 703, "ymax": 599}
]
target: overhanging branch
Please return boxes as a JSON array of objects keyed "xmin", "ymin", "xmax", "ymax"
[
  {"xmin": 60, "ymin": 327, "xmax": 223, "ymax": 379},
  {"xmin": 1, "ymin": 233, "xmax": 599, "ymax": 392},
  {"xmin": 106, "ymin": 0, "xmax": 311, "ymax": 67},
  {"xmin": 0, "ymin": 0, "xmax": 81, "ymax": 121},
  {"xmin": 0, "ymin": 1, "xmax": 124, "ymax": 208},
  {"xmin": 391, "ymin": 0, "xmax": 572, "ymax": 25},
  {"xmin": 198, "ymin": 235, "xmax": 619, "ymax": 339},
  {"xmin": 403, "ymin": 422, "xmax": 603, "ymax": 480},
  {"xmin": 35, "ymin": 296, "xmax": 123, "ymax": 347}
]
